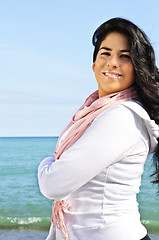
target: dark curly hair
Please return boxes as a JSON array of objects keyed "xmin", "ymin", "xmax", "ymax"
[{"xmin": 92, "ymin": 17, "xmax": 159, "ymax": 187}]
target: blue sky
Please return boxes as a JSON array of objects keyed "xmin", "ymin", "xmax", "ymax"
[{"xmin": 1, "ymin": 0, "xmax": 159, "ymax": 137}]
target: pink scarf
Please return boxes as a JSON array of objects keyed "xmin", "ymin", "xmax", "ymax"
[{"xmin": 51, "ymin": 86, "xmax": 137, "ymax": 239}]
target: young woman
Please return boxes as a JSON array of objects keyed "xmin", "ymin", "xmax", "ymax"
[{"xmin": 38, "ymin": 18, "xmax": 159, "ymax": 240}]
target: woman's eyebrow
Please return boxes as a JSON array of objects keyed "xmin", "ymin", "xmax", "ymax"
[
  {"xmin": 99, "ymin": 47, "xmax": 112, "ymax": 51},
  {"xmin": 120, "ymin": 49, "xmax": 130, "ymax": 53},
  {"xmin": 99, "ymin": 47, "xmax": 130, "ymax": 52}
]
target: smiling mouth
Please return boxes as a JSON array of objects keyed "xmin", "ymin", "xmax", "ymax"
[{"xmin": 103, "ymin": 72, "xmax": 122, "ymax": 79}]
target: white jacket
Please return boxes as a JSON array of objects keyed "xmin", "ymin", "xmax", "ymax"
[{"xmin": 38, "ymin": 101, "xmax": 159, "ymax": 240}]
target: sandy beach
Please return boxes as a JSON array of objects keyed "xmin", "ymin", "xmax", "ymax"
[
  {"xmin": 0, "ymin": 229, "xmax": 48, "ymax": 240},
  {"xmin": 0, "ymin": 229, "xmax": 159, "ymax": 240}
]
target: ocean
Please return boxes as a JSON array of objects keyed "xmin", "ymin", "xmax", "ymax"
[{"xmin": 0, "ymin": 137, "xmax": 159, "ymax": 240}]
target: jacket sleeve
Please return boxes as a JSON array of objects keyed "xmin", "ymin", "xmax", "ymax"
[{"xmin": 38, "ymin": 104, "xmax": 146, "ymax": 201}]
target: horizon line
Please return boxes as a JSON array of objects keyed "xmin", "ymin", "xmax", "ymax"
[{"xmin": 0, "ymin": 136, "xmax": 59, "ymax": 138}]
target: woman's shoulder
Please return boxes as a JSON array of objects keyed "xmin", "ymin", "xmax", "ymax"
[
  {"xmin": 112, "ymin": 100, "xmax": 159, "ymax": 153},
  {"xmin": 96, "ymin": 100, "xmax": 143, "ymax": 121},
  {"xmin": 94, "ymin": 100, "xmax": 143, "ymax": 133},
  {"xmin": 120, "ymin": 100, "xmax": 149, "ymax": 119},
  {"xmin": 99, "ymin": 100, "xmax": 150, "ymax": 121}
]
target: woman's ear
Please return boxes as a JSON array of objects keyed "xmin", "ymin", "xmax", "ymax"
[{"xmin": 92, "ymin": 62, "xmax": 96, "ymax": 72}]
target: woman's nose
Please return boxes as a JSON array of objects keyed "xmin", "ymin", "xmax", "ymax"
[{"xmin": 107, "ymin": 56, "xmax": 119, "ymax": 68}]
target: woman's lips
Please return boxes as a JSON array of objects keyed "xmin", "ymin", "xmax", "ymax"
[{"xmin": 103, "ymin": 71, "xmax": 122, "ymax": 79}]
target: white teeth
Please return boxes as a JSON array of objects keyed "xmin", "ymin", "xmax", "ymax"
[{"xmin": 104, "ymin": 73, "xmax": 120, "ymax": 77}]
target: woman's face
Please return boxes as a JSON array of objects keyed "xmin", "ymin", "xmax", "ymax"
[{"xmin": 93, "ymin": 32, "xmax": 134, "ymax": 98}]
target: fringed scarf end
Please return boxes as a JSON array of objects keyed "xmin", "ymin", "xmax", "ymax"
[{"xmin": 51, "ymin": 200, "xmax": 71, "ymax": 240}]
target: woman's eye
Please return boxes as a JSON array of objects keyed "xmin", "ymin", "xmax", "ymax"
[
  {"xmin": 101, "ymin": 52, "xmax": 110, "ymax": 56},
  {"xmin": 120, "ymin": 54, "xmax": 131, "ymax": 59}
]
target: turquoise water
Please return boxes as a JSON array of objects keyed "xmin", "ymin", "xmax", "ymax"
[{"xmin": 0, "ymin": 137, "xmax": 159, "ymax": 238}]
